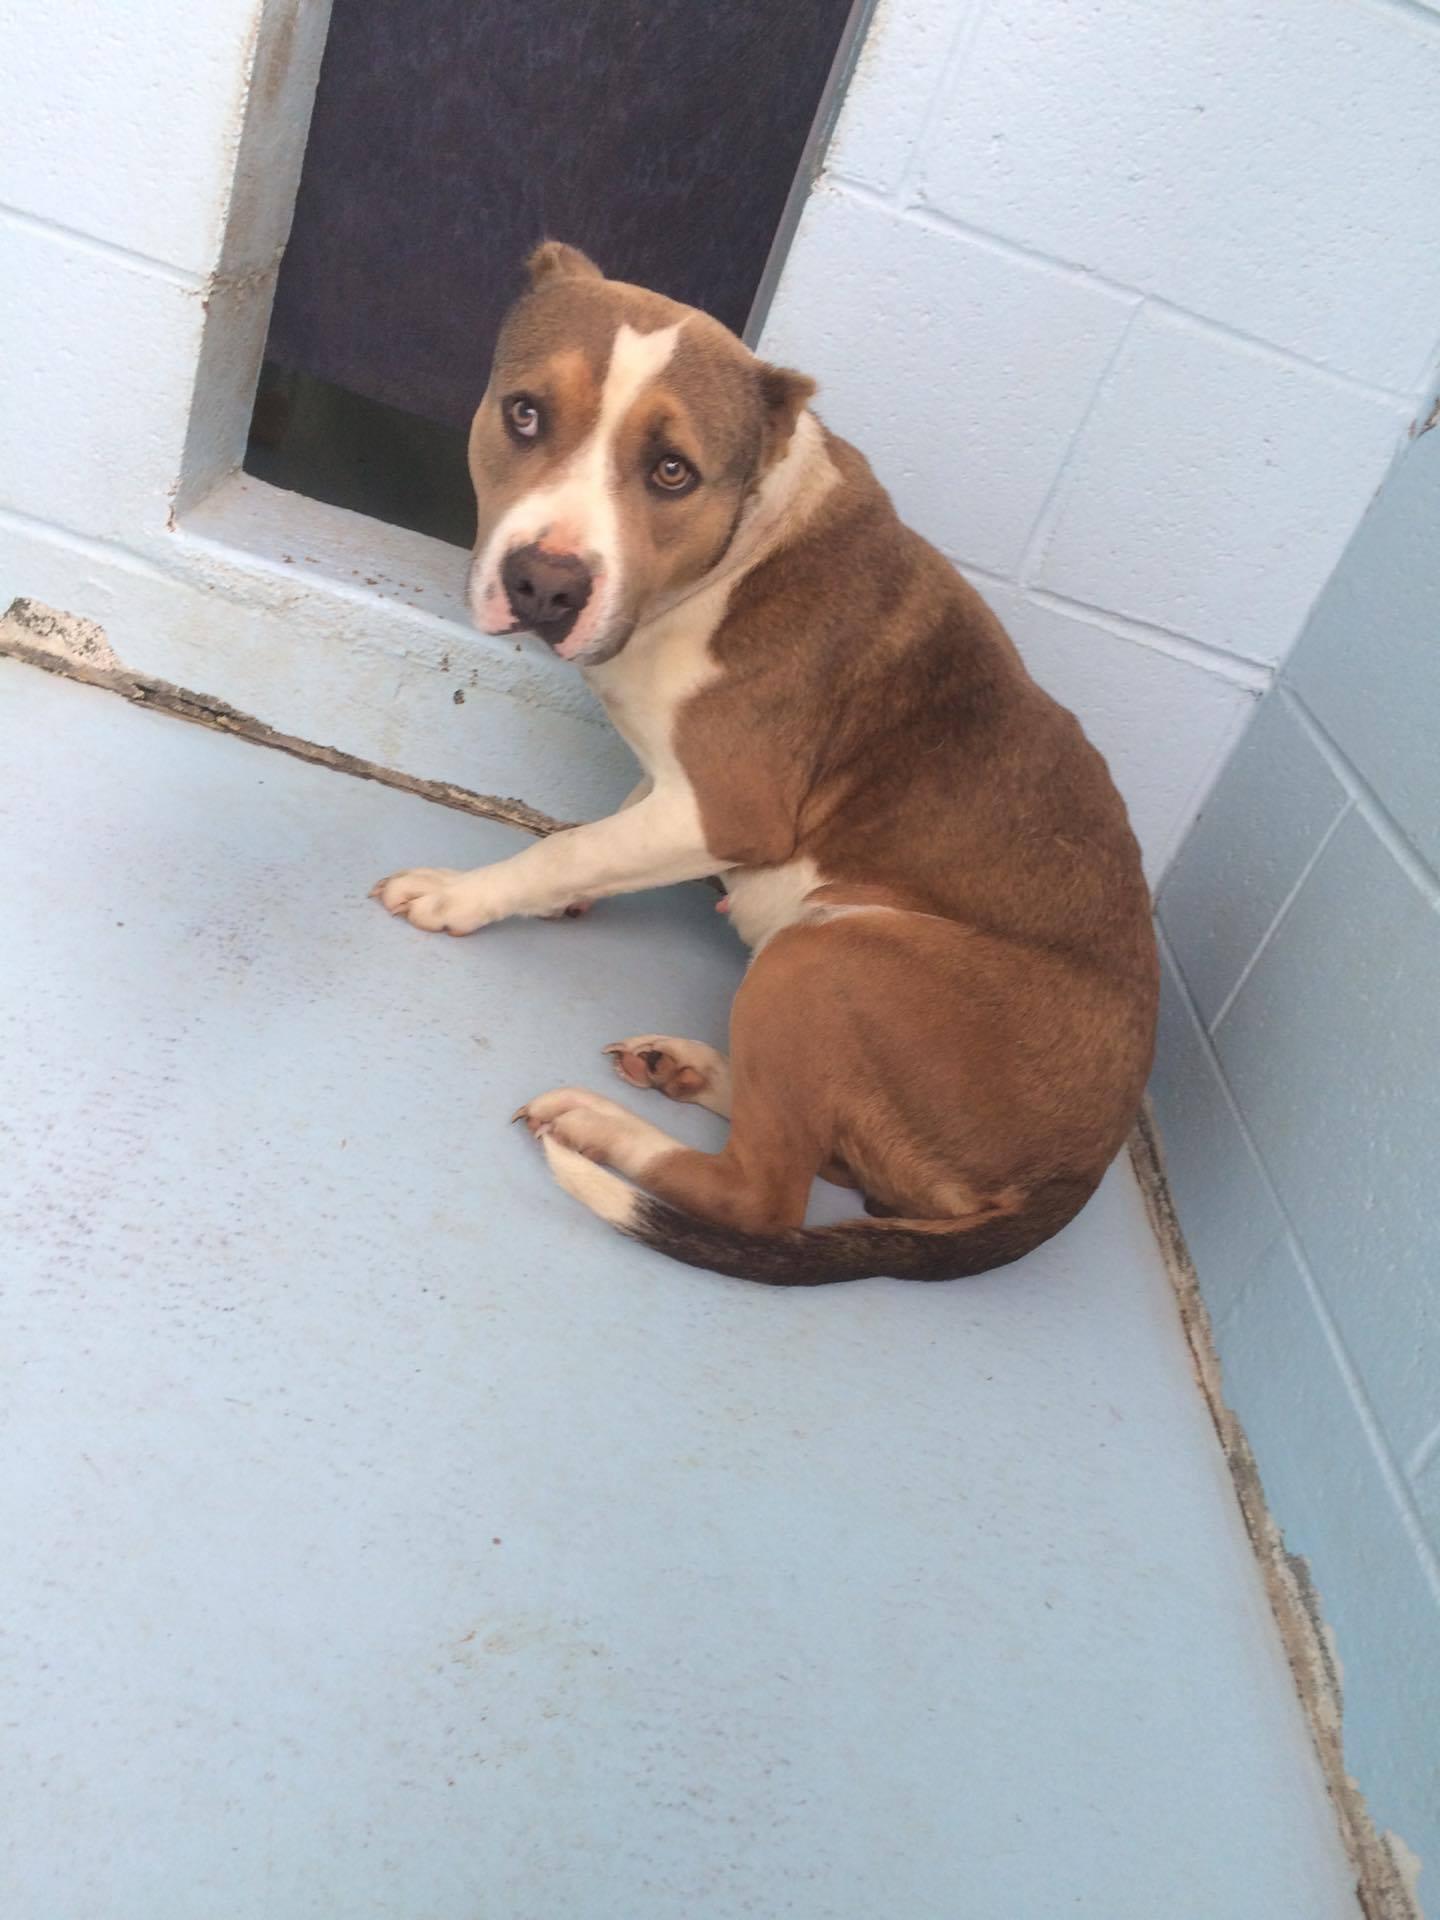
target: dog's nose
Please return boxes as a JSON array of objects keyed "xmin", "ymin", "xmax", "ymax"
[{"xmin": 501, "ymin": 544, "xmax": 593, "ymax": 636}]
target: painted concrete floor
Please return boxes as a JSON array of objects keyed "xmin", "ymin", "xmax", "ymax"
[{"xmin": 0, "ymin": 655, "xmax": 1358, "ymax": 1920}]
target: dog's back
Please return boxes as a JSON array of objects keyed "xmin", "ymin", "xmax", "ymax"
[{"xmin": 685, "ymin": 428, "xmax": 1153, "ymax": 997}]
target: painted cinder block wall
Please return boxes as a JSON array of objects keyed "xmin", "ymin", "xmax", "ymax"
[
  {"xmin": 760, "ymin": 0, "xmax": 1440, "ymax": 878},
  {"xmin": 1152, "ymin": 414, "xmax": 1440, "ymax": 1891},
  {"xmin": 3, "ymin": 0, "xmax": 1439, "ymax": 885}
]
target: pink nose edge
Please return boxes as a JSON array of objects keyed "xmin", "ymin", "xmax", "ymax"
[{"xmin": 715, "ymin": 896, "xmax": 730, "ymax": 915}]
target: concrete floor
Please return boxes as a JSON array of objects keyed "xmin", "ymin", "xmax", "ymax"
[{"xmin": 0, "ymin": 655, "xmax": 1358, "ymax": 1920}]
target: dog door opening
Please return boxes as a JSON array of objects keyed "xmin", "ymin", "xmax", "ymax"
[
  {"xmin": 243, "ymin": 0, "xmax": 859, "ymax": 547},
  {"xmin": 246, "ymin": 367, "xmax": 475, "ymax": 549}
]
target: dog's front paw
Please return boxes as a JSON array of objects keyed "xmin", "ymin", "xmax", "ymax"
[
  {"xmin": 369, "ymin": 868, "xmax": 499, "ymax": 935},
  {"xmin": 511, "ymin": 1086, "xmax": 618, "ymax": 1158}
]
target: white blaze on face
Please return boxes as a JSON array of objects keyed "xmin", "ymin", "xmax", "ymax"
[{"xmin": 469, "ymin": 320, "xmax": 684, "ymax": 659}]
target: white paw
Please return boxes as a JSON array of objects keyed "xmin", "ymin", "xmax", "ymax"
[
  {"xmin": 370, "ymin": 868, "xmax": 498, "ymax": 935},
  {"xmin": 512, "ymin": 1086, "xmax": 630, "ymax": 1161},
  {"xmin": 602, "ymin": 1036, "xmax": 724, "ymax": 1103}
]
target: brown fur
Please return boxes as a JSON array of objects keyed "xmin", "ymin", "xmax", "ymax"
[
  {"xmin": 616, "ymin": 439, "xmax": 1151, "ymax": 1275},
  {"xmin": 663, "ymin": 427, "xmax": 1156, "ymax": 1205}
]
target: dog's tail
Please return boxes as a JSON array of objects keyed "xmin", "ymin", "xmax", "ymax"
[{"xmin": 538, "ymin": 1136, "xmax": 1091, "ymax": 1286}]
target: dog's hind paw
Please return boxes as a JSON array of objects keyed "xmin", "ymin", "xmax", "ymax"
[{"xmin": 602, "ymin": 1036, "xmax": 730, "ymax": 1110}]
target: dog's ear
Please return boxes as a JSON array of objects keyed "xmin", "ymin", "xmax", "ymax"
[
  {"xmin": 526, "ymin": 240, "xmax": 604, "ymax": 288},
  {"xmin": 759, "ymin": 363, "xmax": 817, "ymax": 463}
]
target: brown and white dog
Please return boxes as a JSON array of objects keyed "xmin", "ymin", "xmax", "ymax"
[{"xmin": 372, "ymin": 242, "xmax": 1158, "ymax": 1285}]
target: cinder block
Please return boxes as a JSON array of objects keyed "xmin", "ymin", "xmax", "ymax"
[
  {"xmin": 1149, "ymin": 940, "xmax": 1286, "ymax": 1320},
  {"xmin": 1216, "ymin": 811, "xmax": 1440, "ymax": 1464},
  {"xmin": 0, "ymin": 0, "xmax": 266, "ymax": 277},
  {"xmin": 1159, "ymin": 695, "xmax": 1349, "ymax": 1028},
  {"xmin": 826, "ymin": 0, "xmax": 977, "ymax": 195},
  {"xmin": 0, "ymin": 217, "xmax": 204, "ymax": 539},
  {"xmin": 916, "ymin": 0, "xmax": 1440, "ymax": 391},
  {"xmin": 1415, "ymin": 1435, "xmax": 1440, "ymax": 1555},
  {"xmin": 978, "ymin": 583, "xmax": 1253, "ymax": 880},
  {"xmin": 1288, "ymin": 424, "xmax": 1440, "ymax": 874},
  {"xmin": 1215, "ymin": 1232, "xmax": 1440, "ymax": 1871},
  {"xmin": 1036, "ymin": 310, "xmax": 1406, "ymax": 663},
  {"xmin": 760, "ymin": 188, "xmax": 1136, "ymax": 576}
]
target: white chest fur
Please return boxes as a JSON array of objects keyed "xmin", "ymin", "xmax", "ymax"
[
  {"xmin": 723, "ymin": 857, "xmax": 825, "ymax": 951},
  {"xmin": 583, "ymin": 410, "xmax": 837, "ymax": 788},
  {"xmin": 589, "ymin": 620, "xmax": 830, "ymax": 952},
  {"xmin": 578, "ymin": 412, "xmax": 842, "ymax": 936},
  {"xmin": 584, "ymin": 580, "xmax": 728, "ymax": 784}
]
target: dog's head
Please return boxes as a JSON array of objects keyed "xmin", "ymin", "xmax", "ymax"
[{"xmin": 466, "ymin": 242, "xmax": 815, "ymax": 664}]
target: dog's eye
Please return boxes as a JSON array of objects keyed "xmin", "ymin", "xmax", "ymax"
[
  {"xmin": 650, "ymin": 454, "xmax": 697, "ymax": 494},
  {"xmin": 504, "ymin": 395, "xmax": 542, "ymax": 441}
]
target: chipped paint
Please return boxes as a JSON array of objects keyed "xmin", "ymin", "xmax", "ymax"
[
  {"xmin": 0, "ymin": 597, "xmax": 569, "ymax": 842},
  {"xmin": 0, "ymin": 596, "xmax": 121, "ymax": 673},
  {"xmin": 1130, "ymin": 1105, "xmax": 1423, "ymax": 1920}
]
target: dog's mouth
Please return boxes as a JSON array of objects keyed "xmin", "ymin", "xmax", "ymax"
[
  {"xmin": 515, "ymin": 610, "xmax": 635, "ymax": 665},
  {"xmin": 560, "ymin": 620, "xmax": 634, "ymax": 666},
  {"xmin": 530, "ymin": 607, "xmax": 583, "ymax": 652}
]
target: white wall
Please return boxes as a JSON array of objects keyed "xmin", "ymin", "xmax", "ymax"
[
  {"xmin": 3, "ymin": 0, "xmax": 1440, "ymax": 868},
  {"xmin": 1151, "ymin": 377, "xmax": 1440, "ymax": 1899},
  {"xmin": 761, "ymin": 0, "xmax": 1440, "ymax": 876}
]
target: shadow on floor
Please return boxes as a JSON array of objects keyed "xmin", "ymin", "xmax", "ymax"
[{"xmin": 245, "ymin": 363, "xmax": 476, "ymax": 549}]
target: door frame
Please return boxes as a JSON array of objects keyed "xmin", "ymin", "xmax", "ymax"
[{"xmin": 93, "ymin": 0, "xmax": 870, "ymax": 813}]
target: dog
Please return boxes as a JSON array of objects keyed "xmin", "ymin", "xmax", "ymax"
[{"xmin": 372, "ymin": 241, "xmax": 1158, "ymax": 1285}]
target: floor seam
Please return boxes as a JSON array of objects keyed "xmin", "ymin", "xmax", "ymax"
[
  {"xmin": 1130, "ymin": 1108, "xmax": 1420, "ymax": 1920},
  {"xmin": 0, "ymin": 604, "xmax": 571, "ymax": 842}
]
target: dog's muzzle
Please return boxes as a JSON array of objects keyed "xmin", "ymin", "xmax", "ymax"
[{"xmin": 501, "ymin": 543, "xmax": 593, "ymax": 650}]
